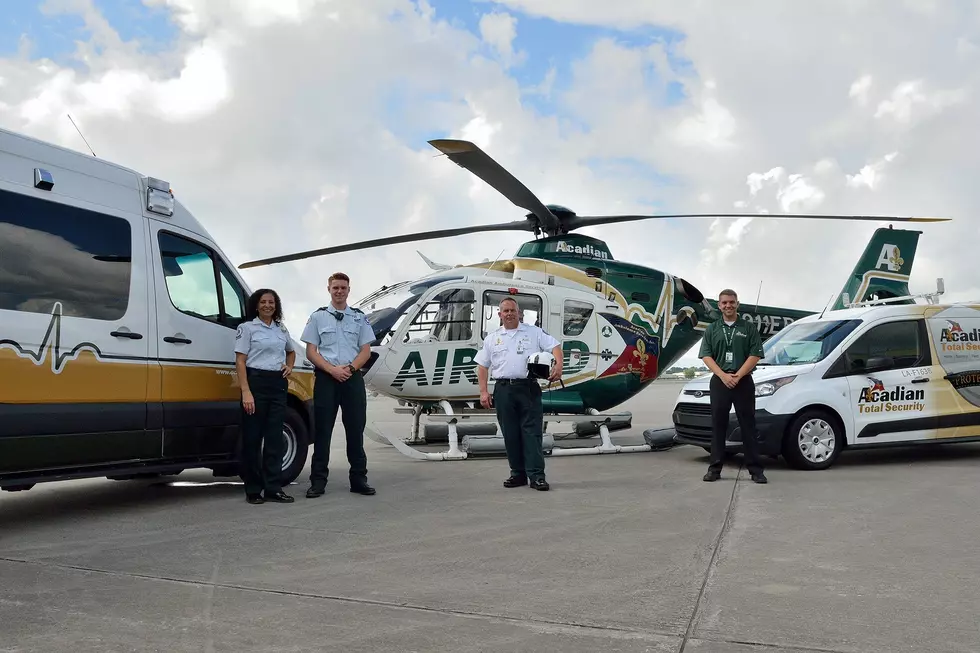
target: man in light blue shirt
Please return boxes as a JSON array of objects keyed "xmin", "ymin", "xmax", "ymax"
[
  {"xmin": 301, "ymin": 272, "xmax": 378, "ymax": 497},
  {"xmin": 476, "ymin": 297, "xmax": 562, "ymax": 491}
]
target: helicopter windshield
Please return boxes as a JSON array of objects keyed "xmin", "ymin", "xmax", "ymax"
[
  {"xmin": 357, "ymin": 276, "xmax": 462, "ymax": 345},
  {"xmin": 760, "ymin": 318, "xmax": 863, "ymax": 366}
]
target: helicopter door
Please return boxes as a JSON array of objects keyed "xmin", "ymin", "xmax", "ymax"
[
  {"xmin": 559, "ymin": 298, "xmax": 599, "ymax": 384},
  {"xmin": 384, "ymin": 286, "xmax": 479, "ymax": 396}
]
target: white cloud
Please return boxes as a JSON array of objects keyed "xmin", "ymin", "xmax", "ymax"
[
  {"xmin": 846, "ymin": 152, "xmax": 899, "ymax": 190},
  {"xmin": 874, "ymin": 79, "xmax": 967, "ymax": 125},
  {"xmin": 479, "ymin": 11, "xmax": 522, "ymax": 68},
  {"xmin": 849, "ymin": 74, "xmax": 872, "ymax": 106}
]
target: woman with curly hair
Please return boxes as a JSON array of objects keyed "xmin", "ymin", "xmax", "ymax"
[{"xmin": 234, "ymin": 288, "xmax": 296, "ymax": 504}]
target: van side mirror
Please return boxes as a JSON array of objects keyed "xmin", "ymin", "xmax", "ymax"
[{"xmin": 865, "ymin": 355, "xmax": 894, "ymax": 372}]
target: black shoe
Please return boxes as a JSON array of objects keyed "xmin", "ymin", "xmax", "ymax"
[
  {"xmin": 751, "ymin": 473, "xmax": 768, "ymax": 484},
  {"xmin": 529, "ymin": 478, "xmax": 550, "ymax": 491},
  {"xmin": 703, "ymin": 471, "xmax": 720, "ymax": 482},
  {"xmin": 306, "ymin": 486, "xmax": 325, "ymax": 498},
  {"xmin": 503, "ymin": 475, "xmax": 527, "ymax": 488},
  {"xmin": 246, "ymin": 493, "xmax": 264, "ymax": 504},
  {"xmin": 265, "ymin": 490, "xmax": 294, "ymax": 503},
  {"xmin": 350, "ymin": 484, "xmax": 376, "ymax": 495}
]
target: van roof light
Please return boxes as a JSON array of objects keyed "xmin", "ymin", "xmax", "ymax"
[
  {"xmin": 147, "ymin": 177, "xmax": 170, "ymax": 192},
  {"xmin": 146, "ymin": 176, "xmax": 174, "ymax": 217},
  {"xmin": 34, "ymin": 168, "xmax": 54, "ymax": 191}
]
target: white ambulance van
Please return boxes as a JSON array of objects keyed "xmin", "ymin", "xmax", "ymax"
[
  {"xmin": 0, "ymin": 127, "xmax": 317, "ymax": 492},
  {"xmin": 672, "ymin": 298, "xmax": 980, "ymax": 470}
]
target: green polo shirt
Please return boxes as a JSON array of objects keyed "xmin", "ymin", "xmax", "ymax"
[{"xmin": 698, "ymin": 318, "xmax": 764, "ymax": 373}]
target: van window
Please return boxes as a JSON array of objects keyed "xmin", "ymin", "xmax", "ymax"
[
  {"xmin": 831, "ymin": 319, "xmax": 929, "ymax": 375},
  {"xmin": 563, "ymin": 299, "xmax": 594, "ymax": 336},
  {"xmin": 762, "ymin": 319, "xmax": 862, "ymax": 365},
  {"xmin": 0, "ymin": 190, "xmax": 131, "ymax": 320},
  {"xmin": 158, "ymin": 232, "xmax": 245, "ymax": 328}
]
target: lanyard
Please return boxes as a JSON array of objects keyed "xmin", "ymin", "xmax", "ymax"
[{"xmin": 723, "ymin": 323, "xmax": 736, "ymax": 348}]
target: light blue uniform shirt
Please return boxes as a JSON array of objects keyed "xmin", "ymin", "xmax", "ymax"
[
  {"xmin": 300, "ymin": 305, "xmax": 376, "ymax": 366},
  {"xmin": 475, "ymin": 322, "xmax": 560, "ymax": 380},
  {"xmin": 235, "ymin": 317, "xmax": 295, "ymax": 371}
]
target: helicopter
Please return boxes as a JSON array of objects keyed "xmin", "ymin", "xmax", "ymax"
[{"xmin": 239, "ymin": 139, "xmax": 948, "ymax": 461}]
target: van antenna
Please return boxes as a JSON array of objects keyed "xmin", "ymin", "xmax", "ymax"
[
  {"xmin": 755, "ymin": 280, "xmax": 763, "ymax": 306},
  {"xmin": 817, "ymin": 292, "xmax": 835, "ymax": 319},
  {"xmin": 67, "ymin": 113, "xmax": 96, "ymax": 157},
  {"xmin": 484, "ymin": 248, "xmax": 505, "ymax": 276}
]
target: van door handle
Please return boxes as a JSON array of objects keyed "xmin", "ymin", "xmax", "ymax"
[
  {"xmin": 164, "ymin": 335, "xmax": 192, "ymax": 344},
  {"xmin": 911, "ymin": 378, "xmax": 929, "ymax": 384},
  {"xmin": 110, "ymin": 330, "xmax": 143, "ymax": 340}
]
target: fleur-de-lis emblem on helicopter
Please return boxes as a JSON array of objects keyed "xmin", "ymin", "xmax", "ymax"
[
  {"xmin": 632, "ymin": 339, "xmax": 649, "ymax": 372},
  {"xmin": 889, "ymin": 247, "xmax": 903, "ymax": 271}
]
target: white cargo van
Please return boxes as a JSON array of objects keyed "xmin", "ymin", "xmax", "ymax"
[
  {"xmin": 0, "ymin": 127, "xmax": 318, "ymax": 491},
  {"xmin": 672, "ymin": 299, "xmax": 980, "ymax": 470}
]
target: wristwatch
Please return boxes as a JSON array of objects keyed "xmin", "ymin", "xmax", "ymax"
[{"xmin": 348, "ymin": 364, "xmax": 357, "ymax": 374}]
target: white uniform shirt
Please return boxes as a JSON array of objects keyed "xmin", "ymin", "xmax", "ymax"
[{"xmin": 475, "ymin": 322, "xmax": 560, "ymax": 380}]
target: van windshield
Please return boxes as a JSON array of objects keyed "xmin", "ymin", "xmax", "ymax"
[{"xmin": 761, "ymin": 319, "xmax": 862, "ymax": 366}]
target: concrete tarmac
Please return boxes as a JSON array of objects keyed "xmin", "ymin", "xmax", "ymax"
[{"xmin": 2, "ymin": 379, "xmax": 979, "ymax": 652}]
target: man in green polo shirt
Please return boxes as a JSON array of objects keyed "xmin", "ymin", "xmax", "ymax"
[{"xmin": 698, "ymin": 288, "xmax": 768, "ymax": 484}]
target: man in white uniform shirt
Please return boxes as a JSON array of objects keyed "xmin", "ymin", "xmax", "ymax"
[{"xmin": 475, "ymin": 297, "xmax": 563, "ymax": 491}]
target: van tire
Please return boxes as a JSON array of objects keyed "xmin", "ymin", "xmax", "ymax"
[
  {"xmin": 280, "ymin": 406, "xmax": 310, "ymax": 487},
  {"xmin": 782, "ymin": 409, "xmax": 842, "ymax": 470}
]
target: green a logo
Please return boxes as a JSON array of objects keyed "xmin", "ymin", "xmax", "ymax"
[{"xmin": 563, "ymin": 340, "xmax": 590, "ymax": 375}]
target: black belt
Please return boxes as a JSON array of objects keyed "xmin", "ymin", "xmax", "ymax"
[
  {"xmin": 495, "ymin": 378, "xmax": 534, "ymax": 385},
  {"xmin": 246, "ymin": 367, "xmax": 283, "ymax": 377}
]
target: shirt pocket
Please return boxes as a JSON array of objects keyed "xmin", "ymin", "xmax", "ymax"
[
  {"xmin": 341, "ymin": 320, "xmax": 361, "ymax": 346},
  {"xmin": 252, "ymin": 328, "xmax": 278, "ymax": 350},
  {"xmin": 318, "ymin": 323, "xmax": 339, "ymax": 345}
]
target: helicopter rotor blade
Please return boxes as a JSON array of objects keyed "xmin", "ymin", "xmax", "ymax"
[
  {"xmin": 238, "ymin": 220, "xmax": 534, "ymax": 269},
  {"xmin": 428, "ymin": 139, "xmax": 560, "ymax": 234},
  {"xmin": 562, "ymin": 212, "xmax": 951, "ymax": 231}
]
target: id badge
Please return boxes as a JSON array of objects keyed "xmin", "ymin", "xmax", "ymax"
[{"xmin": 725, "ymin": 351, "xmax": 733, "ymax": 364}]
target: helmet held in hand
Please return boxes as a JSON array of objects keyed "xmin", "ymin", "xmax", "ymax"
[{"xmin": 527, "ymin": 351, "xmax": 556, "ymax": 380}]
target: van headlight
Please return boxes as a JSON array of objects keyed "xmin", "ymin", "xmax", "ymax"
[{"xmin": 756, "ymin": 376, "xmax": 796, "ymax": 397}]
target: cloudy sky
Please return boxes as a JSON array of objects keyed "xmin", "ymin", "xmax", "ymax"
[{"xmin": 2, "ymin": 0, "xmax": 977, "ymax": 368}]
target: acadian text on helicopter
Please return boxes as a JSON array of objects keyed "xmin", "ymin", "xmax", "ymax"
[{"xmin": 554, "ymin": 240, "xmax": 609, "ymax": 259}]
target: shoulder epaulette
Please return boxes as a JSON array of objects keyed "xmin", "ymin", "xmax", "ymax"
[
  {"xmin": 350, "ymin": 307, "xmax": 364, "ymax": 314},
  {"xmin": 315, "ymin": 306, "xmax": 330, "ymax": 312}
]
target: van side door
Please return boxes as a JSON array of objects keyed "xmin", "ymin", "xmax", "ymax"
[
  {"xmin": 147, "ymin": 222, "xmax": 247, "ymax": 460},
  {"xmin": 0, "ymin": 186, "xmax": 155, "ymax": 473},
  {"xmin": 825, "ymin": 318, "xmax": 938, "ymax": 446},
  {"xmin": 924, "ymin": 306, "xmax": 980, "ymax": 439}
]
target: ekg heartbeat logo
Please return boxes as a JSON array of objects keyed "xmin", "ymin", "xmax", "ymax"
[{"xmin": 0, "ymin": 303, "xmax": 104, "ymax": 375}]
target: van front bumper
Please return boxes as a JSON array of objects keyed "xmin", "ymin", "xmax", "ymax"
[{"xmin": 671, "ymin": 402, "xmax": 789, "ymax": 456}]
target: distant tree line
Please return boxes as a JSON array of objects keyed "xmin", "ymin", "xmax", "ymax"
[{"xmin": 665, "ymin": 365, "xmax": 709, "ymax": 379}]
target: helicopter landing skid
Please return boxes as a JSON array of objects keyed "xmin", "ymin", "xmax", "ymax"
[{"xmin": 366, "ymin": 402, "xmax": 654, "ymax": 461}]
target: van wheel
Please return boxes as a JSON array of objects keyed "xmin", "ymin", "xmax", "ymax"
[
  {"xmin": 782, "ymin": 409, "xmax": 842, "ymax": 470},
  {"xmin": 280, "ymin": 406, "xmax": 310, "ymax": 487}
]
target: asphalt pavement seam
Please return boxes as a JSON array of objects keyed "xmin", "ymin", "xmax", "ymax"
[
  {"xmin": 677, "ymin": 463, "xmax": 742, "ymax": 653},
  {"xmin": 0, "ymin": 556, "xmax": 681, "ymax": 642},
  {"xmin": 691, "ymin": 635, "xmax": 854, "ymax": 653}
]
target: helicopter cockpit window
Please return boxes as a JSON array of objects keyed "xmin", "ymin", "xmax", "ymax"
[
  {"xmin": 562, "ymin": 299, "xmax": 594, "ymax": 336},
  {"xmin": 481, "ymin": 290, "xmax": 542, "ymax": 337},
  {"xmin": 403, "ymin": 288, "xmax": 476, "ymax": 343}
]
